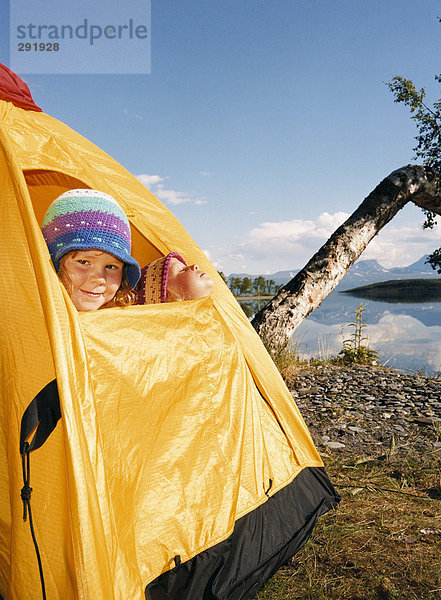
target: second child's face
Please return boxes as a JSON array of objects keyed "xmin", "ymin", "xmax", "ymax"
[
  {"xmin": 60, "ymin": 249, "xmax": 124, "ymax": 311},
  {"xmin": 166, "ymin": 258, "xmax": 214, "ymax": 301}
]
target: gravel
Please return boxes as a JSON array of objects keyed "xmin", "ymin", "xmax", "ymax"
[{"xmin": 290, "ymin": 364, "xmax": 441, "ymax": 455}]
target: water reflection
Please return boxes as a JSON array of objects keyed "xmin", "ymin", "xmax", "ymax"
[
  {"xmin": 239, "ymin": 299, "xmax": 269, "ymax": 319},
  {"xmin": 238, "ymin": 294, "xmax": 441, "ymax": 375}
]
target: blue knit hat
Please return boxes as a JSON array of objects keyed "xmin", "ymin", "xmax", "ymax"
[{"xmin": 41, "ymin": 189, "xmax": 141, "ymax": 289}]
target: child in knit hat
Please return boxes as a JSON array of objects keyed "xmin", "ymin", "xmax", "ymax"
[
  {"xmin": 42, "ymin": 189, "xmax": 141, "ymax": 311},
  {"xmin": 136, "ymin": 252, "xmax": 213, "ymax": 304}
]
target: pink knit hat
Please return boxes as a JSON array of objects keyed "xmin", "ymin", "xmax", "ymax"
[{"xmin": 136, "ymin": 252, "xmax": 187, "ymax": 304}]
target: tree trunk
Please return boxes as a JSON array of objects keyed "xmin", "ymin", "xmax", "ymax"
[{"xmin": 251, "ymin": 165, "xmax": 441, "ymax": 349}]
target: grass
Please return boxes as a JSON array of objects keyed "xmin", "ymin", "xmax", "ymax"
[
  {"xmin": 256, "ymin": 306, "xmax": 441, "ymax": 598},
  {"xmin": 262, "ymin": 339, "xmax": 305, "ymax": 387},
  {"xmin": 253, "ymin": 440, "xmax": 441, "ymax": 600}
]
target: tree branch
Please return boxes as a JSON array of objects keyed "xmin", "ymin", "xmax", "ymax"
[{"xmin": 252, "ymin": 165, "xmax": 441, "ymax": 349}]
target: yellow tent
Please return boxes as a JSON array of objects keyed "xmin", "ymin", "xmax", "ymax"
[{"xmin": 0, "ymin": 65, "xmax": 339, "ymax": 600}]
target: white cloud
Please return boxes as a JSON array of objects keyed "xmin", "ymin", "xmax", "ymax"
[
  {"xmin": 154, "ymin": 186, "xmax": 193, "ymax": 206},
  {"xmin": 136, "ymin": 174, "xmax": 206, "ymax": 206},
  {"xmin": 137, "ymin": 174, "xmax": 164, "ymax": 187},
  {"xmin": 227, "ymin": 252, "xmax": 245, "ymax": 262},
  {"xmin": 360, "ymin": 222, "xmax": 441, "ymax": 268},
  {"xmin": 215, "ymin": 211, "xmax": 441, "ymax": 275},
  {"xmin": 202, "ymin": 249, "xmax": 222, "ymax": 269},
  {"xmin": 122, "ymin": 108, "xmax": 144, "ymax": 121},
  {"xmin": 200, "ymin": 171, "xmax": 212, "ymax": 178},
  {"xmin": 235, "ymin": 211, "xmax": 351, "ymax": 271},
  {"xmin": 249, "ymin": 212, "xmax": 349, "ymax": 242}
]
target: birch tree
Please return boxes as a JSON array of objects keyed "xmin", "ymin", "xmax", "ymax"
[
  {"xmin": 252, "ymin": 64, "xmax": 441, "ymax": 349},
  {"xmin": 251, "ymin": 165, "xmax": 441, "ymax": 349}
]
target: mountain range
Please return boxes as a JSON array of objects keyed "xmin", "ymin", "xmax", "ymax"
[{"xmin": 227, "ymin": 255, "xmax": 439, "ymax": 291}]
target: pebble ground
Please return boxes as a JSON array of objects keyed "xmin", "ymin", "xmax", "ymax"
[{"xmin": 291, "ymin": 364, "xmax": 441, "ymax": 454}]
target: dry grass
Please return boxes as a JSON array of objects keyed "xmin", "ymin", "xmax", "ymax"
[
  {"xmin": 262, "ymin": 340, "xmax": 304, "ymax": 388},
  {"xmin": 254, "ymin": 447, "xmax": 441, "ymax": 600}
]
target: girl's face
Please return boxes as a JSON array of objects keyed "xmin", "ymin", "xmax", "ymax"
[
  {"xmin": 59, "ymin": 249, "xmax": 124, "ymax": 311},
  {"xmin": 166, "ymin": 258, "xmax": 214, "ymax": 301}
]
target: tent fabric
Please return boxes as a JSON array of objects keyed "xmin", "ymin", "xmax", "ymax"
[
  {"xmin": 0, "ymin": 69, "xmax": 339, "ymax": 600},
  {"xmin": 144, "ymin": 467, "xmax": 336, "ymax": 600}
]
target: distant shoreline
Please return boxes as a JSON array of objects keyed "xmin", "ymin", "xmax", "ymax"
[
  {"xmin": 340, "ymin": 278, "xmax": 441, "ymax": 303},
  {"xmin": 232, "ymin": 278, "xmax": 441, "ymax": 303}
]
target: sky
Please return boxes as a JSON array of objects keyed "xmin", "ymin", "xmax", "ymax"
[{"xmin": 1, "ymin": 0, "xmax": 441, "ymax": 275}]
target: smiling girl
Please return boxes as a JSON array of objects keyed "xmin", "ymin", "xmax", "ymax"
[{"xmin": 42, "ymin": 189, "xmax": 141, "ymax": 310}]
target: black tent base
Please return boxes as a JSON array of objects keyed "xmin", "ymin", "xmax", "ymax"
[{"xmin": 145, "ymin": 466, "xmax": 340, "ymax": 600}]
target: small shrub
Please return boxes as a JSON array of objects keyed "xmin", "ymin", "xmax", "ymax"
[{"xmin": 338, "ymin": 303, "xmax": 379, "ymax": 365}]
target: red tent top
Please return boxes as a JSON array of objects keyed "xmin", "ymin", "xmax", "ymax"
[{"xmin": 0, "ymin": 64, "xmax": 42, "ymax": 112}]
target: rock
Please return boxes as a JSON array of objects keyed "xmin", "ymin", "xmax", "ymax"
[
  {"xmin": 325, "ymin": 441, "xmax": 346, "ymax": 449},
  {"xmin": 414, "ymin": 417, "xmax": 437, "ymax": 425},
  {"xmin": 419, "ymin": 528, "xmax": 441, "ymax": 536}
]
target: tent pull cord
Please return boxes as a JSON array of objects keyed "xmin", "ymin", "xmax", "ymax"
[
  {"xmin": 265, "ymin": 479, "xmax": 273, "ymax": 497},
  {"xmin": 21, "ymin": 442, "xmax": 47, "ymax": 600}
]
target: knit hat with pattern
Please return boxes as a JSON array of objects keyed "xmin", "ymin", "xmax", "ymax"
[
  {"xmin": 136, "ymin": 252, "xmax": 187, "ymax": 304},
  {"xmin": 41, "ymin": 189, "xmax": 141, "ymax": 289}
]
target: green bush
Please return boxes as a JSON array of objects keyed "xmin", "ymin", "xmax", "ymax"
[{"xmin": 338, "ymin": 303, "xmax": 379, "ymax": 365}]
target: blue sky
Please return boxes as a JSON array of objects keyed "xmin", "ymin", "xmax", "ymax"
[{"xmin": 2, "ymin": 0, "xmax": 441, "ymax": 275}]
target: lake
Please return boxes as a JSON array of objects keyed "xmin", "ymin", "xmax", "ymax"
[{"xmin": 239, "ymin": 293, "xmax": 441, "ymax": 375}]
